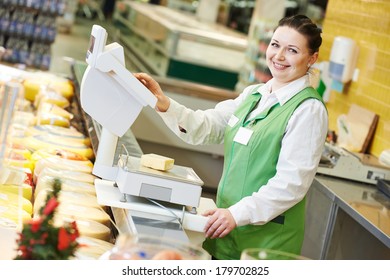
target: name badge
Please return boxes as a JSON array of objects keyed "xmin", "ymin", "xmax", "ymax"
[
  {"xmin": 233, "ymin": 127, "xmax": 253, "ymax": 145},
  {"xmin": 228, "ymin": 115, "xmax": 239, "ymax": 127}
]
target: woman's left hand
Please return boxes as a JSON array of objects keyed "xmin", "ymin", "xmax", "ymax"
[{"xmin": 203, "ymin": 208, "xmax": 237, "ymax": 239}]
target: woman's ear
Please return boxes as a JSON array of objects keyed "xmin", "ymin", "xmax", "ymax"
[{"xmin": 309, "ymin": 52, "xmax": 319, "ymax": 66}]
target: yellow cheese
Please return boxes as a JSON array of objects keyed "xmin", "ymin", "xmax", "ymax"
[
  {"xmin": 33, "ymin": 157, "xmax": 93, "ymax": 182},
  {"xmin": 0, "ymin": 204, "xmax": 31, "ymax": 223},
  {"xmin": 75, "ymin": 236, "xmax": 114, "ymax": 260},
  {"xmin": 34, "ymin": 190, "xmax": 100, "ymax": 215},
  {"xmin": 34, "ymin": 176, "xmax": 96, "ymax": 199},
  {"xmin": 36, "ymin": 167, "xmax": 96, "ymax": 185},
  {"xmin": 53, "ymin": 216, "xmax": 111, "ymax": 241},
  {"xmin": 34, "ymin": 89, "xmax": 70, "ymax": 109},
  {"xmin": 49, "ymin": 80, "xmax": 74, "ymax": 101},
  {"xmin": 140, "ymin": 153, "xmax": 174, "ymax": 171},
  {"xmin": 38, "ymin": 102, "xmax": 74, "ymax": 120},
  {"xmin": 56, "ymin": 203, "xmax": 110, "ymax": 226},
  {"xmin": 36, "ymin": 112, "xmax": 71, "ymax": 127},
  {"xmin": 0, "ymin": 191, "xmax": 33, "ymax": 214},
  {"xmin": 25, "ymin": 125, "xmax": 91, "ymax": 147},
  {"xmin": 22, "ymin": 135, "xmax": 94, "ymax": 159},
  {"xmin": 0, "ymin": 217, "xmax": 18, "ymax": 229},
  {"xmin": 0, "ymin": 184, "xmax": 33, "ymax": 201},
  {"xmin": 23, "ymin": 74, "xmax": 74, "ymax": 102}
]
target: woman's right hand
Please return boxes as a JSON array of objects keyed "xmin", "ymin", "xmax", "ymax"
[{"xmin": 134, "ymin": 73, "xmax": 170, "ymax": 112}]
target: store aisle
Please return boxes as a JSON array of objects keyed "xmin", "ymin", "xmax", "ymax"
[{"xmin": 50, "ymin": 17, "xmax": 97, "ymax": 76}]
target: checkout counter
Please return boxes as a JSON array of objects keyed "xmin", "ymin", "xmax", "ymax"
[{"xmin": 303, "ymin": 175, "xmax": 390, "ymax": 260}]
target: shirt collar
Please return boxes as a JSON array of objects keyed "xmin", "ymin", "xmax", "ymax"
[{"xmin": 254, "ymin": 75, "xmax": 311, "ymax": 106}]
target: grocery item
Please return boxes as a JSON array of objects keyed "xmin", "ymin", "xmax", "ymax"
[
  {"xmin": 0, "ymin": 184, "xmax": 33, "ymax": 201},
  {"xmin": 33, "ymin": 157, "xmax": 93, "ymax": 182},
  {"xmin": 75, "ymin": 236, "xmax": 114, "ymax": 260},
  {"xmin": 56, "ymin": 203, "xmax": 110, "ymax": 226},
  {"xmin": 0, "ymin": 204, "xmax": 31, "ymax": 223},
  {"xmin": 34, "ymin": 176, "xmax": 96, "ymax": 198},
  {"xmin": 53, "ymin": 216, "xmax": 111, "ymax": 241},
  {"xmin": 35, "ymin": 167, "xmax": 96, "ymax": 185},
  {"xmin": 25, "ymin": 125, "xmax": 91, "ymax": 147},
  {"xmin": 31, "ymin": 148, "xmax": 90, "ymax": 163},
  {"xmin": 140, "ymin": 153, "xmax": 174, "ymax": 171},
  {"xmin": 0, "ymin": 191, "xmax": 33, "ymax": 214},
  {"xmin": 21, "ymin": 135, "xmax": 94, "ymax": 159},
  {"xmin": 38, "ymin": 102, "xmax": 74, "ymax": 120},
  {"xmin": 34, "ymin": 189, "xmax": 100, "ymax": 213}
]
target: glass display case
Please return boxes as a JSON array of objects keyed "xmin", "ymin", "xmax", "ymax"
[{"xmin": 112, "ymin": 1, "xmax": 247, "ymax": 90}]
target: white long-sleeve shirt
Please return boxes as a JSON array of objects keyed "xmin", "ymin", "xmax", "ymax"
[{"xmin": 157, "ymin": 75, "xmax": 328, "ymax": 226}]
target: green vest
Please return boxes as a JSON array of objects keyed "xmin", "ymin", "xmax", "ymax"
[{"xmin": 203, "ymin": 86, "xmax": 325, "ymax": 260}]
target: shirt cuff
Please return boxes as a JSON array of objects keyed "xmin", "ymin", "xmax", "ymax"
[{"xmin": 228, "ymin": 201, "xmax": 251, "ymax": 227}]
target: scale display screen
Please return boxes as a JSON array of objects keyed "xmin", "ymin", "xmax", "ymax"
[{"xmin": 86, "ymin": 35, "xmax": 95, "ymax": 59}]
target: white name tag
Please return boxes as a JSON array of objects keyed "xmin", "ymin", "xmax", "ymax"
[
  {"xmin": 228, "ymin": 115, "xmax": 239, "ymax": 127},
  {"xmin": 233, "ymin": 127, "xmax": 253, "ymax": 145}
]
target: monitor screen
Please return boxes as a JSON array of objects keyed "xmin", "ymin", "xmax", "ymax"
[{"xmin": 88, "ymin": 35, "xmax": 95, "ymax": 54}]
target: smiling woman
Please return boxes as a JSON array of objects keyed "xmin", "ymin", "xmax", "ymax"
[
  {"xmin": 266, "ymin": 15, "xmax": 322, "ymax": 92},
  {"xmin": 134, "ymin": 14, "xmax": 328, "ymax": 260}
]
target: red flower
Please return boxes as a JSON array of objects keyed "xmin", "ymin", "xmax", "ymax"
[
  {"xmin": 29, "ymin": 217, "xmax": 43, "ymax": 233},
  {"xmin": 69, "ymin": 221, "xmax": 80, "ymax": 242},
  {"xmin": 43, "ymin": 197, "xmax": 59, "ymax": 215},
  {"xmin": 57, "ymin": 227, "xmax": 71, "ymax": 251}
]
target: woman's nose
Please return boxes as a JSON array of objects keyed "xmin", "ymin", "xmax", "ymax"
[{"xmin": 275, "ymin": 48, "xmax": 285, "ymax": 60}]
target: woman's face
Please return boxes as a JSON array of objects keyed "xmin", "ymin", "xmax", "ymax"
[{"xmin": 266, "ymin": 26, "xmax": 318, "ymax": 87}]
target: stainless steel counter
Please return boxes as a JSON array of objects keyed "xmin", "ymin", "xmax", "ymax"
[{"xmin": 302, "ymin": 174, "xmax": 390, "ymax": 259}]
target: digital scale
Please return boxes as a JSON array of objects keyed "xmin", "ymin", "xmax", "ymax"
[
  {"xmin": 80, "ymin": 25, "xmax": 209, "ymax": 227},
  {"xmin": 317, "ymin": 142, "xmax": 390, "ymax": 185}
]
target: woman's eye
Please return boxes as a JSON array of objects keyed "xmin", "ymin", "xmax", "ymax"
[
  {"xmin": 271, "ymin": 42, "xmax": 279, "ymax": 48},
  {"xmin": 288, "ymin": 48, "xmax": 298, "ymax": 53}
]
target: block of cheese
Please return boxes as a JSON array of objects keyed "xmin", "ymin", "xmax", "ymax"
[
  {"xmin": 25, "ymin": 125, "xmax": 91, "ymax": 147},
  {"xmin": 0, "ymin": 184, "xmax": 33, "ymax": 201},
  {"xmin": 0, "ymin": 191, "xmax": 33, "ymax": 214},
  {"xmin": 21, "ymin": 135, "xmax": 94, "ymax": 160},
  {"xmin": 56, "ymin": 203, "xmax": 110, "ymax": 226},
  {"xmin": 53, "ymin": 216, "xmax": 111, "ymax": 241},
  {"xmin": 36, "ymin": 167, "xmax": 96, "ymax": 185},
  {"xmin": 140, "ymin": 153, "xmax": 174, "ymax": 171},
  {"xmin": 75, "ymin": 237, "xmax": 114, "ymax": 260},
  {"xmin": 34, "ymin": 190, "xmax": 100, "ymax": 215},
  {"xmin": 33, "ymin": 157, "xmax": 93, "ymax": 183},
  {"xmin": 34, "ymin": 176, "xmax": 96, "ymax": 199},
  {"xmin": 0, "ymin": 204, "xmax": 31, "ymax": 223}
]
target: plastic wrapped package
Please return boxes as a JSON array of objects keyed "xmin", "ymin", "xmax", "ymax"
[
  {"xmin": 53, "ymin": 216, "xmax": 111, "ymax": 241},
  {"xmin": 31, "ymin": 148, "xmax": 90, "ymax": 162},
  {"xmin": 18, "ymin": 134, "xmax": 94, "ymax": 159},
  {"xmin": 0, "ymin": 183, "xmax": 33, "ymax": 201},
  {"xmin": 75, "ymin": 236, "xmax": 114, "ymax": 260},
  {"xmin": 35, "ymin": 167, "xmax": 96, "ymax": 186},
  {"xmin": 38, "ymin": 102, "xmax": 74, "ymax": 120},
  {"xmin": 23, "ymin": 74, "xmax": 74, "ymax": 102},
  {"xmin": 0, "ymin": 204, "xmax": 31, "ymax": 224},
  {"xmin": 33, "ymin": 88, "xmax": 70, "ymax": 109},
  {"xmin": 25, "ymin": 125, "xmax": 91, "ymax": 147},
  {"xmin": 34, "ymin": 176, "xmax": 96, "ymax": 199},
  {"xmin": 55, "ymin": 203, "xmax": 110, "ymax": 226},
  {"xmin": 34, "ymin": 189, "xmax": 100, "ymax": 213},
  {"xmin": 33, "ymin": 156, "xmax": 93, "ymax": 182},
  {"xmin": 0, "ymin": 190, "xmax": 33, "ymax": 214}
]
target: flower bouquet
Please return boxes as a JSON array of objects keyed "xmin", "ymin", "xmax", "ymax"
[{"xmin": 14, "ymin": 178, "xmax": 80, "ymax": 260}]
